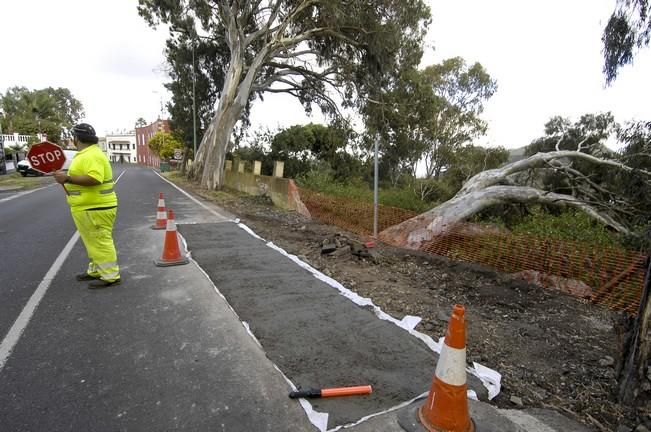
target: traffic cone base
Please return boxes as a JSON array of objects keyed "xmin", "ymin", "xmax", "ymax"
[
  {"xmin": 154, "ymin": 255, "xmax": 190, "ymax": 267},
  {"xmin": 417, "ymin": 305, "xmax": 474, "ymax": 432},
  {"xmin": 155, "ymin": 210, "xmax": 190, "ymax": 267},
  {"xmin": 417, "ymin": 378, "xmax": 475, "ymax": 432},
  {"xmin": 151, "ymin": 193, "xmax": 167, "ymax": 230}
]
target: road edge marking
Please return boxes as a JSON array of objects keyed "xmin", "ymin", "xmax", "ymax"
[
  {"xmin": 0, "ymin": 184, "xmax": 55, "ymax": 204},
  {"xmin": 0, "ymin": 231, "xmax": 80, "ymax": 372},
  {"xmin": 152, "ymin": 170, "xmax": 230, "ymax": 220}
]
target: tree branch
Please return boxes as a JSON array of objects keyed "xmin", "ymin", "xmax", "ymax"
[
  {"xmin": 272, "ymin": 49, "xmax": 319, "ymax": 59},
  {"xmin": 252, "ymin": 61, "xmax": 337, "ymax": 93},
  {"xmin": 460, "ymin": 150, "xmax": 651, "ymax": 195},
  {"xmin": 273, "ymin": 0, "xmax": 322, "ymax": 37},
  {"xmin": 380, "ymin": 185, "xmax": 631, "ymax": 249},
  {"xmin": 271, "ymin": 28, "xmax": 362, "ymax": 54},
  {"xmin": 244, "ymin": 0, "xmax": 282, "ymax": 46}
]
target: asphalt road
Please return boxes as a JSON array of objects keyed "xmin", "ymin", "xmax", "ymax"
[
  {"xmin": 0, "ymin": 182, "xmax": 73, "ymax": 338},
  {"xmin": 0, "ymin": 165, "xmax": 316, "ymax": 432}
]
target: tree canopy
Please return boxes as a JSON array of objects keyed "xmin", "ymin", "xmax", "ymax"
[
  {"xmin": 0, "ymin": 87, "xmax": 84, "ymax": 143},
  {"xmin": 139, "ymin": 0, "xmax": 431, "ymax": 189},
  {"xmin": 269, "ymin": 122, "xmax": 353, "ymax": 178},
  {"xmin": 615, "ymin": 120, "xmax": 651, "ymax": 238},
  {"xmin": 602, "ymin": 0, "xmax": 651, "ymax": 84},
  {"xmin": 361, "ymin": 57, "xmax": 496, "ymax": 185},
  {"xmin": 148, "ymin": 131, "xmax": 183, "ymax": 159},
  {"xmin": 163, "ymin": 36, "xmax": 230, "ymax": 153}
]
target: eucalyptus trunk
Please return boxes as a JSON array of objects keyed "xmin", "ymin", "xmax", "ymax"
[{"xmin": 190, "ymin": 41, "xmax": 249, "ymax": 189}]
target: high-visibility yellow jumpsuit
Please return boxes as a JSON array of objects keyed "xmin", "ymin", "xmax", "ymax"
[{"xmin": 65, "ymin": 145, "xmax": 120, "ymax": 282}]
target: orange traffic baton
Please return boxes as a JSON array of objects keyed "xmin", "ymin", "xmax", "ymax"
[
  {"xmin": 154, "ymin": 209, "xmax": 190, "ymax": 267},
  {"xmin": 289, "ymin": 385, "xmax": 372, "ymax": 399}
]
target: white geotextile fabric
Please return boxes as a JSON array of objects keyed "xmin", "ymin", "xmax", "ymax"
[{"xmin": 226, "ymin": 220, "xmax": 502, "ymax": 431}]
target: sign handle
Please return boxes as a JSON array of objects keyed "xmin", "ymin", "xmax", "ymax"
[{"xmin": 48, "ymin": 170, "xmax": 70, "ymax": 196}]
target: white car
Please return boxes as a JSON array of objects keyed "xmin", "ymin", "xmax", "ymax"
[{"xmin": 16, "ymin": 149, "xmax": 77, "ymax": 176}]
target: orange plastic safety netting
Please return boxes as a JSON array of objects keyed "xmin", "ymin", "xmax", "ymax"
[
  {"xmin": 297, "ymin": 187, "xmax": 648, "ymax": 315},
  {"xmin": 417, "ymin": 223, "xmax": 647, "ymax": 314},
  {"xmin": 298, "ymin": 188, "xmax": 418, "ymax": 236}
]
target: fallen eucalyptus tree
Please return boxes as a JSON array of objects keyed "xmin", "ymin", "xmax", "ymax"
[{"xmin": 381, "ymin": 145, "xmax": 651, "ymax": 249}]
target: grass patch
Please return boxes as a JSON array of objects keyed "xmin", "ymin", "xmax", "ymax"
[
  {"xmin": 161, "ymin": 171, "xmax": 240, "ymax": 205},
  {"xmin": 297, "ymin": 173, "xmax": 434, "ymax": 213},
  {"xmin": 0, "ymin": 172, "xmax": 52, "ymax": 190},
  {"xmin": 509, "ymin": 209, "xmax": 618, "ymax": 247}
]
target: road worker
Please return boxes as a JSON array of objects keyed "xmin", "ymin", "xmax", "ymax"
[{"xmin": 54, "ymin": 123, "xmax": 121, "ymax": 288}]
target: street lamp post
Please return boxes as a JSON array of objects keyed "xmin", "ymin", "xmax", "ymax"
[
  {"xmin": 192, "ymin": 42, "xmax": 197, "ymax": 160},
  {"xmin": 373, "ymin": 134, "xmax": 379, "ymax": 238}
]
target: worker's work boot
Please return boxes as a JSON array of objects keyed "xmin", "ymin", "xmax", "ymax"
[
  {"xmin": 88, "ymin": 279, "xmax": 121, "ymax": 289},
  {"xmin": 76, "ymin": 273, "xmax": 100, "ymax": 281}
]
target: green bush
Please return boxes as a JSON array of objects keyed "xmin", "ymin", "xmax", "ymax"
[
  {"xmin": 297, "ymin": 167, "xmax": 436, "ymax": 213},
  {"xmin": 509, "ymin": 208, "xmax": 618, "ymax": 246}
]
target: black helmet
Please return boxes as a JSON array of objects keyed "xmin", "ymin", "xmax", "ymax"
[{"xmin": 71, "ymin": 123, "xmax": 98, "ymax": 144}]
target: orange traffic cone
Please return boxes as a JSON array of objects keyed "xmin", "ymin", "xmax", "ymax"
[
  {"xmin": 154, "ymin": 209, "xmax": 190, "ymax": 267},
  {"xmin": 418, "ymin": 304, "xmax": 475, "ymax": 432},
  {"xmin": 151, "ymin": 192, "xmax": 167, "ymax": 230}
]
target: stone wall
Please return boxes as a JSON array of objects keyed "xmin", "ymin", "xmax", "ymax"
[{"xmin": 223, "ymin": 160, "xmax": 310, "ymax": 217}]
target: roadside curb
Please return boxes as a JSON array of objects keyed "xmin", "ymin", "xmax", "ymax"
[{"xmin": 0, "ymin": 186, "xmax": 23, "ymax": 192}]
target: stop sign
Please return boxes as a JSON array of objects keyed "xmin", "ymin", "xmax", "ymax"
[{"xmin": 26, "ymin": 141, "xmax": 67, "ymax": 174}]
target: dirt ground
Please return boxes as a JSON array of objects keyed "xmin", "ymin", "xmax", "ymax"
[{"xmin": 171, "ymin": 176, "xmax": 648, "ymax": 431}]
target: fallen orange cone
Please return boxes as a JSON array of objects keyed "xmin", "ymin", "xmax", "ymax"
[
  {"xmin": 155, "ymin": 209, "xmax": 190, "ymax": 267},
  {"xmin": 151, "ymin": 192, "xmax": 167, "ymax": 230},
  {"xmin": 418, "ymin": 304, "xmax": 475, "ymax": 432}
]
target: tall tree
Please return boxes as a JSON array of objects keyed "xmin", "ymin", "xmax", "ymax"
[
  {"xmin": 148, "ymin": 131, "xmax": 183, "ymax": 159},
  {"xmin": 139, "ymin": 0, "xmax": 431, "ymax": 190},
  {"xmin": 360, "ymin": 58, "xmax": 496, "ymax": 185},
  {"xmin": 602, "ymin": 0, "xmax": 651, "ymax": 84},
  {"xmin": 423, "ymin": 58, "xmax": 497, "ymax": 178},
  {"xmin": 135, "ymin": 117, "xmax": 148, "ymax": 128},
  {"xmin": 164, "ymin": 36, "xmax": 230, "ymax": 155},
  {"xmin": 268, "ymin": 122, "xmax": 350, "ymax": 178},
  {"xmin": 361, "ymin": 67, "xmax": 436, "ymax": 186},
  {"xmin": 0, "ymin": 87, "xmax": 84, "ymax": 143}
]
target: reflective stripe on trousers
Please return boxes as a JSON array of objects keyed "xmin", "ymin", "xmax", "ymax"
[{"xmin": 71, "ymin": 208, "xmax": 120, "ymax": 282}]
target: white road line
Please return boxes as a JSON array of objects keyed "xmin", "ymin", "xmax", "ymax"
[
  {"xmin": 0, "ymin": 170, "xmax": 127, "ymax": 373},
  {"xmin": 0, "ymin": 184, "xmax": 55, "ymax": 204},
  {"xmin": 153, "ymin": 170, "xmax": 229, "ymax": 220},
  {"xmin": 115, "ymin": 168, "xmax": 127, "ymax": 183},
  {"xmin": 0, "ymin": 231, "xmax": 80, "ymax": 371}
]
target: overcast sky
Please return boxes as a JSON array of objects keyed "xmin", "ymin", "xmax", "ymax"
[{"xmin": 1, "ymin": 0, "xmax": 649, "ymax": 149}]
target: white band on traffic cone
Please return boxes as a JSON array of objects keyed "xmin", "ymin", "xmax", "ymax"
[{"xmin": 435, "ymin": 345, "xmax": 467, "ymax": 386}]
